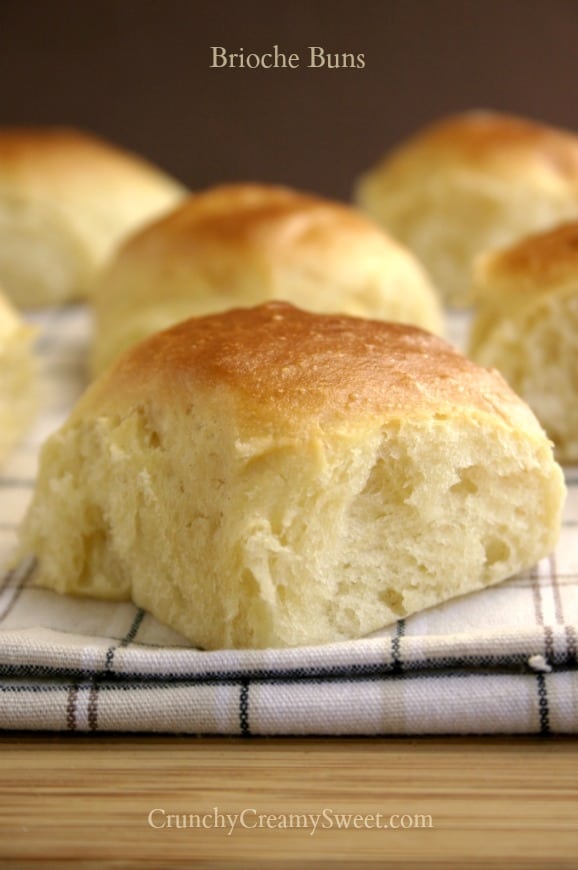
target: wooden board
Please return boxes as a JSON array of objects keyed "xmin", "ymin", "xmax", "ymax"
[{"xmin": 0, "ymin": 734, "xmax": 577, "ymax": 867}]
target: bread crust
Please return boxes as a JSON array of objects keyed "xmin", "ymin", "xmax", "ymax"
[
  {"xmin": 87, "ymin": 301, "xmax": 541, "ymax": 436},
  {"xmin": 474, "ymin": 220, "xmax": 578, "ymax": 296},
  {"xmin": 376, "ymin": 111, "xmax": 578, "ymax": 185},
  {"xmin": 0, "ymin": 127, "xmax": 184, "ymax": 198}
]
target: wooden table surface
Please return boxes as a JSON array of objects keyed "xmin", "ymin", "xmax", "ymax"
[{"xmin": 0, "ymin": 734, "xmax": 577, "ymax": 868}]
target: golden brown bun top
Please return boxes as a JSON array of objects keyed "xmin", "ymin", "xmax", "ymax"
[
  {"xmin": 474, "ymin": 220, "xmax": 578, "ymax": 298},
  {"xmin": 369, "ymin": 110, "xmax": 578, "ymax": 188},
  {"xmin": 0, "ymin": 126, "xmax": 185, "ymax": 195},
  {"xmin": 81, "ymin": 302, "xmax": 543, "ymax": 437},
  {"xmin": 90, "ymin": 181, "xmax": 441, "ymax": 331},
  {"xmin": 108, "ymin": 181, "xmax": 411, "ymax": 261}
]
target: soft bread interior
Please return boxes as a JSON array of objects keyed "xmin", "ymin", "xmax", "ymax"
[
  {"xmin": 18, "ymin": 401, "xmax": 564, "ymax": 649},
  {"xmin": 470, "ymin": 288, "xmax": 578, "ymax": 463}
]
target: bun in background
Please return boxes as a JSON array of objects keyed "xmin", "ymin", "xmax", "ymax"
[
  {"xmin": 0, "ymin": 127, "xmax": 186, "ymax": 306},
  {"xmin": 90, "ymin": 182, "xmax": 443, "ymax": 374},
  {"xmin": 355, "ymin": 110, "xmax": 578, "ymax": 306}
]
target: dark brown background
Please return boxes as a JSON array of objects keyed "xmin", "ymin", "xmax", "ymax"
[{"xmin": 1, "ymin": 0, "xmax": 578, "ymax": 200}]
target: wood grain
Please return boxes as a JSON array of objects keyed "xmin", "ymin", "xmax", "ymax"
[{"xmin": 0, "ymin": 735, "xmax": 577, "ymax": 867}]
